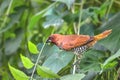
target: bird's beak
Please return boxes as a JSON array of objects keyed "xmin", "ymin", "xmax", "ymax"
[{"xmin": 46, "ymin": 39, "xmax": 51, "ymax": 43}]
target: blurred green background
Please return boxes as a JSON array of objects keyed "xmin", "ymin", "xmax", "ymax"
[{"xmin": 0, "ymin": 0, "xmax": 120, "ymax": 80}]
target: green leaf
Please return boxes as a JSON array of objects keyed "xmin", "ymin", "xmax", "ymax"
[
  {"xmin": 102, "ymin": 61, "xmax": 117, "ymax": 70},
  {"xmin": 28, "ymin": 2, "xmax": 57, "ymax": 30},
  {"xmin": 8, "ymin": 63, "xmax": 29, "ymax": 80},
  {"xmin": 100, "ymin": 49, "xmax": 120, "ymax": 73},
  {"xmin": 37, "ymin": 65, "xmax": 60, "ymax": 78},
  {"xmin": 102, "ymin": 49, "xmax": 120, "ymax": 68},
  {"xmin": 60, "ymin": 74, "xmax": 85, "ymax": 80},
  {"xmin": 80, "ymin": 23, "xmax": 94, "ymax": 36},
  {"xmin": 56, "ymin": 0, "xmax": 75, "ymax": 9},
  {"xmin": 20, "ymin": 54, "xmax": 34, "ymax": 69},
  {"xmin": 42, "ymin": 50, "xmax": 74, "ymax": 73},
  {"xmin": 28, "ymin": 41, "xmax": 39, "ymax": 54},
  {"xmin": 5, "ymin": 29, "xmax": 23, "ymax": 55},
  {"xmin": 28, "ymin": 11, "xmax": 45, "ymax": 30},
  {"xmin": 80, "ymin": 49, "xmax": 104, "ymax": 72},
  {"xmin": 42, "ymin": 15, "xmax": 64, "ymax": 28},
  {"xmin": 98, "ymin": 12, "xmax": 120, "ymax": 53},
  {"xmin": 37, "ymin": 44, "xmax": 59, "ymax": 58},
  {"xmin": 0, "ymin": 5, "xmax": 26, "ymax": 33},
  {"xmin": 0, "ymin": 0, "xmax": 10, "ymax": 16}
]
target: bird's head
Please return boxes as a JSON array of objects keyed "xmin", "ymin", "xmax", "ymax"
[{"xmin": 46, "ymin": 34, "xmax": 62, "ymax": 44}]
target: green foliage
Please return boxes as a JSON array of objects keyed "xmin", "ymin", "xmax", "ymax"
[
  {"xmin": 37, "ymin": 65, "xmax": 60, "ymax": 78},
  {"xmin": 98, "ymin": 12, "xmax": 120, "ymax": 53},
  {"xmin": 80, "ymin": 49, "xmax": 103, "ymax": 72},
  {"xmin": 8, "ymin": 64, "xmax": 29, "ymax": 80},
  {"xmin": 42, "ymin": 50, "xmax": 74, "ymax": 73},
  {"xmin": 28, "ymin": 2, "xmax": 57, "ymax": 30},
  {"xmin": 56, "ymin": 0, "xmax": 75, "ymax": 9},
  {"xmin": 60, "ymin": 74, "xmax": 85, "ymax": 80},
  {"xmin": 20, "ymin": 54, "xmax": 34, "ymax": 69},
  {"xmin": 28, "ymin": 41, "xmax": 39, "ymax": 54},
  {"xmin": 101, "ymin": 49, "xmax": 120, "ymax": 72},
  {"xmin": 0, "ymin": 0, "xmax": 120, "ymax": 80}
]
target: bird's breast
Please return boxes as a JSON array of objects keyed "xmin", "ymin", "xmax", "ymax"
[{"xmin": 72, "ymin": 45, "xmax": 89, "ymax": 55}]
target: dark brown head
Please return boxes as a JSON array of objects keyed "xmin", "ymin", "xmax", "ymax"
[{"xmin": 46, "ymin": 34, "xmax": 62, "ymax": 44}]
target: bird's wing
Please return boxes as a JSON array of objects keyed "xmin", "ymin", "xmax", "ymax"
[{"xmin": 61, "ymin": 35, "xmax": 94, "ymax": 50}]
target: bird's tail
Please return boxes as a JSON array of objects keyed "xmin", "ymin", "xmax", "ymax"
[{"xmin": 94, "ymin": 29, "xmax": 112, "ymax": 41}]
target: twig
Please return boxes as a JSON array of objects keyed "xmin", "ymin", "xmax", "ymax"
[
  {"xmin": 30, "ymin": 43, "xmax": 46, "ymax": 80},
  {"xmin": 0, "ymin": 0, "xmax": 13, "ymax": 29},
  {"xmin": 72, "ymin": 56, "xmax": 77, "ymax": 74},
  {"xmin": 77, "ymin": 0, "xmax": 85, "ymax": 35},
  {"xmin": 71, "ymin": 3, "xmax": 77, "ymax": 34},
  {"xmin": 71, "ymin": 3, "xmax": 77, "ymax": 74},
  {"xmin": 105, "ymin": 0, "xmax": 114, "ymax": 20},
  {"xmin": 71, "ymin": 0, "xmax": 85, "ymax": 74}
]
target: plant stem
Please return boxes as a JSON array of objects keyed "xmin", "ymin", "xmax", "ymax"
[
  {"xmin": 72, "ymin": 0, "xmax": 85, "ymax": 74},
  {"xmin": 71, "ymin": 3, "xmax": 77, "ymax": 74},
  {"xmin": 77, "ymin": 0, "xmax": 84, "ymax": 35},
  {"xmin": 30, "ymin": 43, "xmax": 46, "ymax": 80},
  {"xmin": 0, "ymin": 0, "xmax": 13, "ymax": 29},
  {"xmin": 106, "ymin": 0, "xmax": 114, "ymax": 20},
  {"xmin": 72, "ymin": 56, "xmax": 77, "ymax": 74},
  {"xmin": 71, "ymin": 4, "xmax": 77, "ymax": 34},
  {"xmin": 114, "ymin": 0, "xmax": 120, "ymax": 5}
]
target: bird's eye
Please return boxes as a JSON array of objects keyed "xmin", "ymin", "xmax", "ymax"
[
  {"xmin": 46, "ymin": 36, "xmax": 54, "ymax": 43},
  {"xmin": 49, "ymin": 37, "xmax": 54, "ymax": 40}
]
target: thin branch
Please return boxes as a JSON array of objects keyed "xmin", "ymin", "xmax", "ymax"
[
  {"xmin": 77, "ymin": 0, "xmax": 85, "ymax": 35},
  {"xmin": 0, "ymin": 0, "xmax": 13, "ymax": 29},
  {"xmin": 71, "ymin": 3, "xmax": 77, "ymax": 74},
  {"xmin": 72, "ymin": 0, "xmax": 85, "ymax": 74},
  {"xmin": 114, "ymin": 0, "xmax": 120, "ymax": 5},
  {"xmin": 72, "ymin": 56, "xmax": 77, "ymax": 74},
  {"xmin": 106, "ymin": 0, "xmax": 114, "ymax": 20},
  {"xmin": 71, "ymin": 3, "xmax": 77, "ymax": 34},
  {"xmin": 30, "ymin": 43, "xmax": 46, "ymax": 80}
]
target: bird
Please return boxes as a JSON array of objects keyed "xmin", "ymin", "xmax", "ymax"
[{"xmin": 46, "ymin": 29, "xmax": 112, "ymax": 58}]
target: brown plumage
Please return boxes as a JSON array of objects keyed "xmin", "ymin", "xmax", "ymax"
[{"xmin": 47, "ymin": 29, "xmax": 112, "ymax": 56}]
